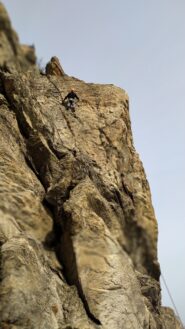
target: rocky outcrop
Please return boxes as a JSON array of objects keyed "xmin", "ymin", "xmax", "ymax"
[
  {"xmin": 45, "ymin": 56, "xmax": 65, "ymax": 77},
  {"xmin": 0, "ymin": 3, "xmax": 183, "ymax": 329},
  {"xmin": 0, "ymin": 3, "xmax": 36, "ymax": 70},
  {"xmin": 161, "ymin": 308, "xmax": 183, "ymax": 329}
]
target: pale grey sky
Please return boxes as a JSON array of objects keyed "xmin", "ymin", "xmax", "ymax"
[{"xmin": 3, "ymin": 0, "xmax": 185, "ymax": 322}]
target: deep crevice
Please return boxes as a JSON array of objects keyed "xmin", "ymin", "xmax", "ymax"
[
  {"xmin": 57, "ymin": 210, "xmax": 101, "ymax": 326},
  {"xmin": 42, "ymin": 193, "xmax": 102, "ymax": 325}
]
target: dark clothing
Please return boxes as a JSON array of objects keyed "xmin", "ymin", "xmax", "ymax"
[
  {"xmin": 63, "ymin": 91, "xmax": 79, "ymax": 112},
  {"xmin": 64, "ymin": 91, "xmax": 79, "ymax": 101}
]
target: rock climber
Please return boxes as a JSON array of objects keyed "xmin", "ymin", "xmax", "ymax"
[{"xmin": 63, "ymin": 89, "xmax": 79, "ymax": 112}]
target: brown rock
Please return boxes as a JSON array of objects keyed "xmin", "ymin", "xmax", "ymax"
[
  {"xmin": 21, "ymin": 44, "xmax": 36, "ymax": 65},
  {"xmin": 161, "ymin": 307, "xmax": 183, "ymax": 329},
  {"xmin": 0, "ymin": 4, "xmax": 182, "ymax": 329},
  {"xmin": 46, "ymin": 56, "xmax": 65, "ymax": 76},
  {"xmin": 0, "ymin": 2, "xmax": 36, "ymax": 69}
]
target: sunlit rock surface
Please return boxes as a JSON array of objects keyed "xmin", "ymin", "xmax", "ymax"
[{"xmin": 0, "ymin": 3, "xmax": 182, "ymax": 329}]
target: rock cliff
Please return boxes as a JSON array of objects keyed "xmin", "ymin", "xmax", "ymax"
[{"xmin": 0, "ymin": 3, "xmax": 182, "ymax": 329}]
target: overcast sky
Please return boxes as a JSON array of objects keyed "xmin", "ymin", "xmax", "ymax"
[{"xmin": 3, "ymin": 0, "xmax": 185, "ymax": 323}]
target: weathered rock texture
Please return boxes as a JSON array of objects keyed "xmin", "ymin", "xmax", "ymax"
[{"xmin": 0, "ymin": 3, "xmax": 183, "ymax": 329}]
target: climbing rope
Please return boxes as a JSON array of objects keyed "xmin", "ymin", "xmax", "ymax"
[
  {"xmin": 161, "ymin": 272, "xmax": 184, "ymax": 328},
  {"xmin": 47, "ymin": 75, "xmax": 64, "ymax": 104}
]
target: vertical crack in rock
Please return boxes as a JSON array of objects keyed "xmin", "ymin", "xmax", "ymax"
[{"xmin": 57, "ymin": 210, "xmax": 102, "ymax": 326}]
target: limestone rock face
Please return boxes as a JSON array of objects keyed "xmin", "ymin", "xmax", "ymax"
[
  {"xmin": 0, "ymin": 3, "xmax": 36, "ymax": 69},
  {"xmin": 0, "ymin": 3, "xmax": 182, "ymax": 329},
  {"xmin": 46, "ymin": 56, "xmax": 65, "ymax": 77},
  {"xmin": 161, "ymin": 308, "xmax": 183, "ymax": 329}
]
